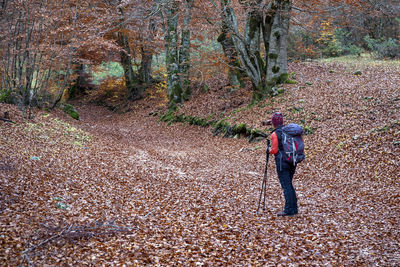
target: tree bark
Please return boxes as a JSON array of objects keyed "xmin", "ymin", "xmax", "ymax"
[
  {"xmin": 218, "ymin": 0, "xmax": 243, "ymax": 89},
  {"xmin": 266, "ymin": 0, "xmax": 291, "ymax": 82},
  {"xmin": 221, "ymin": 0, "xmax": 291, "ymax": 101},
  {"xmin": 139, "ymin": 47, "xmax": 153, "ymax": 83},
  {"xmin": 179, "ymin": 0, "xmax": 194, "ymax": 100},
  {"xmin": 138, "ymin": 20, "xmax": 156, "ymax": 84},
  {"xmin": 117, "ymin": 7, "xmax": 141, "ymax": 101},
  {"xmin": 165, "ymin": 0, "xmax": 181, "ymax": 106},
  {"xmin": 223, "ymin": 0, "xmax": 264, "ymax": 97}
]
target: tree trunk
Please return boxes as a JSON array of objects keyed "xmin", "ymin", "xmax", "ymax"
[
  {"xmin": 117, "ymin": 8, "xmax": 141, "ymax": 101},
  {"xmin": 266, "ymin": 0, "xmax": 291, "ymax": 83},
  {"xmin": 165, "ymin": 1, "xmax": 181, "ymax": 107},
  {"xmin": 179, "ymin": 0, "xmax": 194, "ymax": 101},
  {"xmin": 223, "ymin": 0, "xmax": 264, "ymax": 99},
  {"xmin": 218, "ymin": 0, "xmax": 243, "ymax": 89},
  {"xmin": 139, "ymin": 47, "xmax": 153, "ymax": 83},
  {"xmin": 138, "ymin": 20, "xmax": 156, "ymax": 84},
  {"xmin": 222, "ymin": 0, "xmax": 291, "ymax": 100}
]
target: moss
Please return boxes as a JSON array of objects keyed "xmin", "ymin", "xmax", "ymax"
[
  {"xmin": 277, "ymin": 87, "xmax": 285, "ymax": 94},
  {"xmin": 212, "ymin": 120, "xmax": 268, "ymax": 142},
  {"xmin": 160, "ymin": 111, "xmax": 215, "ymax": 128},
  {"xmin": 212, "ymin": 120, "xmax": 230, "ymax": 136},
  {"xmin": 61, "ymin": 103, "xmax": 80, "ymax": 120},
  {"xmin": 268, "ymin": 53, "xmax": 278, "ymax": 60},
  {"xmin": 235, "ymin": 123, "xmax": 249, "ymax": 135},
  {"xmin": 187, "ymin": 116, "xmax": 210, "ymax": 127},
  {"xmin": 272, "ymin": 66, "xmax": 280, "ymax": 74},
  {"xmin": 233, "ymin": 106, "xmax": 246, "ymax": 114},
  {"xmin": 160, "ymin": 111, "xmax": 268, "ymax": 143},
  {"xmin": 159, "ymin": 110, "xmax": 175, "ymax": 123},
  {"xmin": 249, "ymin": 129, "xmax": 268, "ymax": 143},
  {"xmin": 175, "ymin": 114, "xmax": 185, "ymax": 123},
  {"xmin": 285, "ymin": 79, "xmax": 297, "ymax": 84},
  {"xmin": 0, "ymin": 89, "xmax": 16, "ymax": 104},
  {"xmin": 277, "ymin": 73, "xmax": 289, "ymax": 83}
]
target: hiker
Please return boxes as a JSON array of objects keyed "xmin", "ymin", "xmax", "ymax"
[{"xmin": 269, "ymin": 112, "xmax": 298, "ymax": 216}]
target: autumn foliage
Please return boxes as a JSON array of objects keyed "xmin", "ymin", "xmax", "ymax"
[{"xmin": 1, "ymin": 0, "xmax": 399, "ymax": 265}]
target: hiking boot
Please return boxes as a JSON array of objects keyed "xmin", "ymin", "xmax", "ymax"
[{"xmin": 277, "ymin": 211, "xmax": 294, "ymax": 217}]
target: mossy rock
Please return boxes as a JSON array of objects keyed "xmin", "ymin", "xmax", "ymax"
[
  {"xmin": 353, "ymin": 70, "xmax": 362, "ymax": 75},
  {"xmin": 61, "ymin": 103, "xmax": 79, "ymax": 120},
  {"xmin": 235, "ymin": 123, "xmax": 249, "ymax": 135}
]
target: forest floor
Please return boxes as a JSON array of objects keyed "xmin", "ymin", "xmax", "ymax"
[{"xmin": 1, "ymin": 58, "xmax": 400, "ymax": 265}]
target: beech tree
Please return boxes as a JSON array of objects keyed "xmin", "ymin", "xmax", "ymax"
[
  {"xmin": 217, "ymin": 0, "xmax": 292, "ymax": 100},
  {"xmin": 217, "ymin": 0, "xmax": 243, "ymax": 89},
  {"xmin": 0, "ymin": 0, "xmax": 78, "ymax": 111},
  {"xmin": 0, "ymin": 0, "xmax": 119, "ymax": 110},
  {"xmin": 1, "ymin": 0, "xmax": 396, "ymax": 110},
  {"xmin": 160, "ymin": 0, "xmax": 194, "ymax": 108}
]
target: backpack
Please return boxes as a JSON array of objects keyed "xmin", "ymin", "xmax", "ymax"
[{"xmin": 279, "ymin": 123, "xmax": 305, "ymax": 165}]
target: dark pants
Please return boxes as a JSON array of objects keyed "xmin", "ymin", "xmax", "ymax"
[{"xmin": 276, "ymin": 159, "xmax": 298, "ymax": 215}]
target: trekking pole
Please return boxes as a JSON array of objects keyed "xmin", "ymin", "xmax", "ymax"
[{"xmin": 257, "ymin": 139, "xmax": 270, "ymax": 214}]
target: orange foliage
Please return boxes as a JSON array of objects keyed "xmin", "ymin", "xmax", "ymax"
[{"xmin": 90, "ymin": 77, "xmax": 127, "ymax": 102}]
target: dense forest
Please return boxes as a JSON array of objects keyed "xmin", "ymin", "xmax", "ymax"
[
  {"xmin": 0, "ymin": 0, "xmax": 399, "ymax": 110},
  {"xmin": 1, "ymin": 0, "xmax": 399, "ymax": 265}
]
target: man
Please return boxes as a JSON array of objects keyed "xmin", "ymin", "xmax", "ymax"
[{"xmin": 269, "ymin": 112, "xmax": 298, "ymax": 216}]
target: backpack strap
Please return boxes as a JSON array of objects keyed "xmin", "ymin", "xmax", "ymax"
[{"xmin": 274, "ymin": 126, "xmax": 284, "ymax": 152}]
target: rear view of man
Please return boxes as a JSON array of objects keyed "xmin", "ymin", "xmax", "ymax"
[{"xmin": 269, "ymin": 112, "xmax": 299, "ymax": 216}]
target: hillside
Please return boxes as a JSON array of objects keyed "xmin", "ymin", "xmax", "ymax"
[{"xmin": 1, "ymin": 58, "xmax": 399, "ymax": 265}]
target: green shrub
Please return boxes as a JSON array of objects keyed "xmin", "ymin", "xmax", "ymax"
[
  {"xmin": 0, "ymin": 89, "xmax": 16, "ymax": 104},
  {"xmin": 364, "ymin": 35, "xmax": 400, "ymax": 59},
  {"xmin": 334, "ymin": 28, "xmax": 364, "ymax": 56},
  {"xmin": 320, "ymin": 37, "xmax": 343, "ymax": 57},
  {"xmin": 345, "ymin": 44, "xmax": 364, "ymax": 56}
]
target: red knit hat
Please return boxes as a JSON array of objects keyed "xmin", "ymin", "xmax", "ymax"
[{"xmin": 271, "ymin": 112, "xmax": 284, "ymax": 127}]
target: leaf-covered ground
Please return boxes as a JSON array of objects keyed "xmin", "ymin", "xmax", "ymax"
[{"xmin": 1, "ymin": 60, "xmax": 399, "ymax": 265}]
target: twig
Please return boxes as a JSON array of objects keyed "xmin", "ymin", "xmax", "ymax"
[
  {"xmin": 23, "ymin": 224, "xmax": 73, "ymax": 254},
  {"xmin": 142, "ymin": 207, "xmax": 160, "ymax": 219},
  {"xmin": 22, "ymin": 218, "xmax": 138, "ymax": 266},
  {"xmin": 22, "ymin": 253, "xmax": 32, "ymax": 267},
  {"xmin": 0, "ymin": 117, "xmax": 14, "ymax": 123}
]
